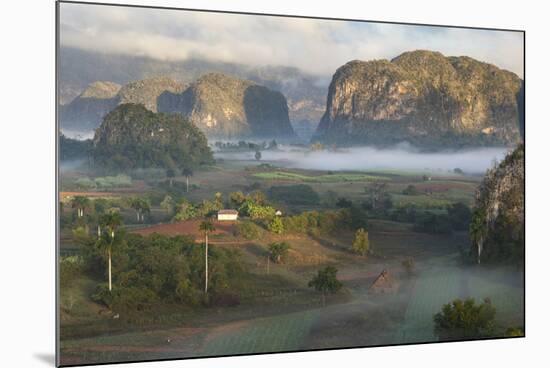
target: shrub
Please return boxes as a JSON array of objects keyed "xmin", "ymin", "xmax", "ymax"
[
  {"xmin": 401, "ymin": 257, "xmax": 415, "ymax": 275},
  {"xmin": 402, "ymin": 184, "xmax": 419, "ymax": 195},
  {"xmin": 268, "ymin": 242, "xmax": 290, "ymax": 263},
  {"xmin": 236, "ymin": 221, "xmax": 262, "ymax": 240},
  {"xmin": 434, "ymin": 298, "xmax": 496, "ymax": 340},
  {"xmin": 75, "ymin": 177, "xmax": 97, "ymax": 189},
  {"xmin": 352, "ymin": 228, "xmax": 369, "ymax": 256},
  {"xmin": 59, "ymin": 256, "xmax": 84, "ymax": 288},
  {"xmin": 268, "ymin": 216, "xmax": 284, "ymax": 234}
]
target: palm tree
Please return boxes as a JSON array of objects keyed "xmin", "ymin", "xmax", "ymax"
[
  {"xmin": 166, "ymin": 168, "xmax": 176, "ymax": 187},
  {"xmin": 470, "ymin": 209, "xmax": 486, "ymax": 264},
  {"xmin": 199, "ymin": 219, "xmax": 216, "ymax": 293},
  {"xmin": 71, "ymin": 196, "xmax": 90, "ymax": 218},
  {"xmin": 182, "ymin": 167, "xmax": 193, "ymax": 193},
  {"xmin": 97, "ymin": 211, "xmax": 123, "ymax": 291},
  {"xmin": 130, "ymin": 197, "xmax": 150, "ymax": 223}
]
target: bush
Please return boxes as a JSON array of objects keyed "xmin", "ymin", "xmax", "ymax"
[
  {"xmin": 434, "ymin": 298, "xmax": 496, "ymax": 340},
  {"xmin": 401, "ymin": 257, "xmax": 415, "ymax": 275},
  {"xmin": 268, "ymin": 242, "xmax": 290, "ymax": 263},
  {"xmin": 268, "ymin": 216, "xmax": 284, "ymax": 234},
  {"xmin": 402, "ymin": 185, "xmax": 419, "ymax": 195},
  {"xmin": 75, "ymin": 177, "xmax": 96, "ymax": 189},
  {"xmin": 59, "ymin": 256, "xmax": 84, "ymax": 288},
  {"xmin": 352, "ymin": 228, "xmax": 369, "ymax": 256},
  {"xmin": 236, "ymin": 221, "xmax": 262, "ymax": 240},
  {"xmin": 92, "ymin": 284, "xmax": 158, "ymax": 313}
]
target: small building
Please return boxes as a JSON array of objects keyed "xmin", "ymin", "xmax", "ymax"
[
  {"xmin": 369, "ymin": 269, "xmax": 398, "ymax": 294},
  {"xmin": 217, "ymin": 209, "xmax": 238, "ymax": 221}
]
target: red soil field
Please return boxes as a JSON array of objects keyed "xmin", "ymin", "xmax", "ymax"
[{"xmin": 133, "ymin": 219, "xmax": 238, "ymax": 241}]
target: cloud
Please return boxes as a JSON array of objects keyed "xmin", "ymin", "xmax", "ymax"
[{"xmin": 59, "ymin": 2, "xmax": 524, "ymax": 77}]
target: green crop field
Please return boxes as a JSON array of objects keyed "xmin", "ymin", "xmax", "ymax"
[
  {"xmin": 202, "ymin": 309, "xmax": 320, "ymax": 356},
  {"xmin": 391, "ymin": 194, "xmax": 453, "ymax": 209},
  {"xmin": 393, "ymin": 258, "xmax": 464, "ymax": 344},
  {"xmin": 393, "ymin": 257, "xmax": 524, "ymax": 345},
  {"xmin": 252, "ymin": 171, "xmax": 388, "ymax": 183}
]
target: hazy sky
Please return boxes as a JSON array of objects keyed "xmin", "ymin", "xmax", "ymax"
[{"xmin": 59, "ymin": 2, "xmax": 524, "ymax": 78}]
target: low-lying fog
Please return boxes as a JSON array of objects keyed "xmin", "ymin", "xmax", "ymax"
[{"xmin": 215, "ymin": 144, "xmax": 509, "ymax": 174}]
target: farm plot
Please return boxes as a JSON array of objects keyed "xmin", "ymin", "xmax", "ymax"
[
  {"xmin": 465, "ymin": 268, "xmax": 524, "ymax": 329},
  {"xmin": 393, "ymin": 256, "xmax": 465, "ymax": 344},
  {"xmin": 252, "ymin": 171, "xmax": 387, "ymax": 183},
  {"xmin": 201, "ymin": 309, "xmax": 320, "ymax": 356},
  {"xmin": 393, "ymin": 257, "xmax": 524, "ymax": 344}
]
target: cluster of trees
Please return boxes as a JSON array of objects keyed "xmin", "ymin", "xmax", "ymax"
[
  {"xmin": 364, "ymin": 182, "xmax": 393, "ymax": 213},
  {"xmin": 74, "ymin": 174, "xmax": 132, "ymax": 190},
  {"xmin": 390, "ymin": 202, "xmax": 472, "ymax": 235},
  {"xmin": 214, "ymin": 140, "xmax": 278, "ymax": 152},
  {"xmin": 72, "ymin": 218, "xmax": 245, "ymax": 315},
  {"xmin": 434, "ymin": 298, "xmax": 496, "ymax": 340},
  {"xmin": 280, "ymin": 207, "xmax": 367, "ymax": 237},
  {"xmin": 93, "ymin": 104, "xmax": 213, "ymax": 171},
  {"xmin": 308, "ymin": 266, "xmax": 343, "ymax": 306},
  {"xmin": 63, "ymin": 195, "xmax": 153, "ymax": 229},
  {"xmin": 59, "ymin": 134, "xmax": 93, "ymax": 161},
  {"xmin": 434, "ymin": 297, "xmax": 524, "ymax": 340},
  {"xmin": 173, "ymin": 193, "xmax": 225, "ymax": 221},
  {"xmin": 268, "ymin": 242, "xmax": 290, "ymax": 263}
]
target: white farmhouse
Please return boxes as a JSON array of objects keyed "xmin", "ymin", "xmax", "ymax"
[{"xmin": 217, "ymin": 209, "xmax": 238, "ymax": 221}]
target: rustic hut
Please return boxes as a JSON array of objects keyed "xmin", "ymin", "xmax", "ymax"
[{"xmin": 369, "ymin": 269, "xmax": 398, "ymax": 294}]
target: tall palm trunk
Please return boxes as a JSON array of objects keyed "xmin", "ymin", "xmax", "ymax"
[
  {"xmin": 186, "ymin": 176, "xmax": 189, "ymax": 193},
  {"xmin": 108, "ymin": 248, "xmax": 112, "ymax": 291},
  {"xmin": 477, "ymin": 236, "xmax": 483, "ymax": 264},
  {"xmin": 205, "ymin": 232, "xmax": 209, "ymax": 293}
]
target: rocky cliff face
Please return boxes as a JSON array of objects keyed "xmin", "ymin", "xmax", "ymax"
[
  {"xmin": 470, "ymin": 144, "xmax": 524, "ymax": 263},
  {"xmin": 314, "ymin": 50, "xmax": 523, "ymax": 148},
  {"xmin": 60, "ymin": 77, "xmax": 184, "ymax": 133},
  {"xmin": 59, "ymin": 81, "xmax": 121, "ymax": 132},
  {"xmin": 158, "ymin": 73, "xmax": 296, "ymax": 139}
]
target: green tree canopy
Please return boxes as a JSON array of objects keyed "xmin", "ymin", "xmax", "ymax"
[
  {"xmin": 434, "ymin": 298, "xmax": 496, "ymax": 341},
  {"xmin": 268, "ymin": 242, "xmax": 290, "ymax": 263},
  {"xmin": 308, "ymin": 266, "xmax": 343, "ymax": 305},
  {"xmin": 352, "ymin": 228, "xmax": 369, "ymax": 256}
]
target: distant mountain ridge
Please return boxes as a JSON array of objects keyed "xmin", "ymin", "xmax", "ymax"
[
  {"xmin": 59, "ymin": 47, "xmax": 325, "ymax": 135},
  {"xmin": 60, "ymin": 73, "xmax": 296, "ymax": 140},
  {"xmin": 314, "ymin": 50, "xmax": 524, "ymax": 148},
  {"xmin": 59, "ymin": 77, "xmax": 184, "ymax": 132},
  {"xmin": 158, "ymin": 73, "xmax": 295, "ymax": 139}
]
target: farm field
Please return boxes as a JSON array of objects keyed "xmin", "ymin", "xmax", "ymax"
[{"xmin": 58, "ymin": 146, "xmax": 524, "ymax": 365}]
